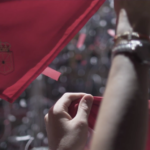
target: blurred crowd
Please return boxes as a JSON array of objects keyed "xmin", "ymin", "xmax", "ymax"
[{"xmin": 0, "ymin": 0, "xmax": 126, "ymax": 149}]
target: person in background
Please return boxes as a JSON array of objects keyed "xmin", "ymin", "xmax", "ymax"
[{"xmin": 45, "ymin": 0, "xmax": 150, "ymax": 150}]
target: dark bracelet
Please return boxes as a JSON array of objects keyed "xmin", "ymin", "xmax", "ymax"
[{"xmin": 112, "ymin": 40, "xmax": 150, "ymax": 66}]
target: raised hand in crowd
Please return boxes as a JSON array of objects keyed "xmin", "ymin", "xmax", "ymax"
[
  {"xmin": 91, "ymin": 0, "xmax": 150, "ymax": 150},
  {"xmin": 114, "ymin": 0, "xmax": 150, "ymax": 35}
]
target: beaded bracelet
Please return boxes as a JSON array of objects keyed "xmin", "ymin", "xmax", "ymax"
[{"xmin": 114, "ymin": 31, "xmax": 150, "ymax": 42}]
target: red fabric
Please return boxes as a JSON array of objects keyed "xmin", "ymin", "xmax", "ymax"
[
  {"xmin": 68, "ymin": 97, "xmax": 150, "ymax": 150},
  {"xmin": 69, "ymin": 97, "xmax": 102, "ymax": 129},
  {"xmin": 0, "ymin": 0, "xmax": 105, "ymax": 103}
]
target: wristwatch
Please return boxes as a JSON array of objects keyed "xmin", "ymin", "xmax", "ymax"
[{"xmin": 112, "ymin": 40, "xmax": 150, "ymax": 65}]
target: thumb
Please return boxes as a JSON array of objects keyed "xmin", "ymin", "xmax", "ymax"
[{"xmin": 74, "ymin": 94, "xmax": 93, "ymax": 124}]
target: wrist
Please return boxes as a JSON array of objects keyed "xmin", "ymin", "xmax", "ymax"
[{"xmin": 112, "ymin": 39, "xmax": 150, "ymax": 66}]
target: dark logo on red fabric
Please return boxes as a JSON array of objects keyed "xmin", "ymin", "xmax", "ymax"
[{"xmin": 0, "ymin": 41, "xmax": 13, "ymax": 75}]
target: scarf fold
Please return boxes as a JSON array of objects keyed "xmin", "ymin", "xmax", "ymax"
[{"xmin": 0, "ymin": 0, "xmax": 105, "ymax": 102}]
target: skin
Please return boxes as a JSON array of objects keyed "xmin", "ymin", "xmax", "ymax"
[
  {"xmin": 91, "ymin": 1, "xmax": 150, "ymax": 150},
  {"xmin": 91, "ymin": 55, "xmax": 149, "ymax": 150},
  {"xmin": 44, "ymin": 93, "xmax": 93, "ymax": 150},
  {"xmin": 45, "ymin": 0, "xmax": 150, "ymax": 150},
  {"xmin": 114, "ymin": 0, "xmax": 150, "ymax": 35}
]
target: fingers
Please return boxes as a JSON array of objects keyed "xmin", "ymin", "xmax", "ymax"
[
  {"xmin": 73, "ymin": 94, "xmax": 93, "ymax": 125},
  {"xmin": 53, "ymin": 93, "xmax": 86, "ymax": 114},
  {"xmin": 116, "ymin": 9, "xmax": 132, "ymax": 35}
]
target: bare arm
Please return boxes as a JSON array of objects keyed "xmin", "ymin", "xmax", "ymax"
[
  {"xmin": 91, "ymin": 6, "xmax": 150, "ymax": 150},
  {"xmin": 91, "ymin": 54, "xmax": 149, "ymax": 150}
]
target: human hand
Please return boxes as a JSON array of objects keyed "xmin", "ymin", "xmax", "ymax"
[
  {"xmin": 44, "ymin": 93, "xmax": 93, "ymax": 150},
  {"xmin": 114, "ymin": 0, "xmax": 150, "ymax": 35}
]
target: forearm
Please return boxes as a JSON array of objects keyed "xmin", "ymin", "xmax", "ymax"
[
  {"xmin": 91, "ymin": 54, "xmax": 149, "ymax": 150},
  {"xmin": 91, "ymin": 8, "xmax": 149, "ymax": 150}
]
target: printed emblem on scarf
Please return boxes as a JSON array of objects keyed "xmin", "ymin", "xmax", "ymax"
[{"xmin": 0, "ymin": 41, "xmax": 14, "ymax": 75}]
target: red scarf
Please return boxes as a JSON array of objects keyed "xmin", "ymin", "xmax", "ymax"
[{"xmin": 0, "ymin": 0, "xmax": 105, "ymax": 102}]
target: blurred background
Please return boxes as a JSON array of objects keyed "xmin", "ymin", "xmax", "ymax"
[{"xmin": 0, "ymin": 0, "xmax": 129, "ymax": 149}]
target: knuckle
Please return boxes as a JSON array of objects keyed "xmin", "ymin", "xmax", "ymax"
[
  {"xmin": 80, "ymin": 104, "xmax": 89, "ymax": 111},
  {"xmin": 52, "ymin": 110, "xmax": 61, "ymax": 116},
  {"xmin": 62, "ymin": 92, "xmax": 71, "ymax": 98},
  {"xmin": 44, "ymin": 106, "xmax": 62, "ymax": 123},
  {"xmin": 76, "ymin": 120, "xmax": 87, "ymax": 128},
  {"xmin": 50, "ymin": 106, "xmax": 61, "ymax": 116}
]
